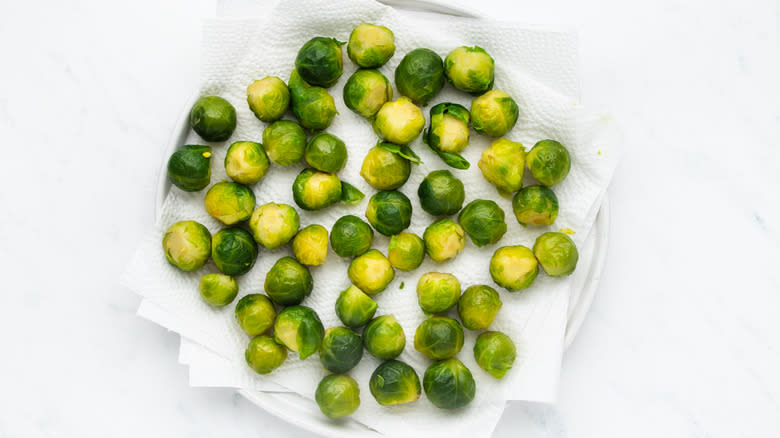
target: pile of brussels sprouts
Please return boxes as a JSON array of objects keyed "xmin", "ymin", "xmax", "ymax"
[{"xmin": 161, "ymin": 22, "xmax": 580, "ymax": 419}]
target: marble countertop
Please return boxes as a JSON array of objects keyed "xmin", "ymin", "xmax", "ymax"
[{"xmin": 0, "ymin": 0, "xmax": 778, "ymax": 436}]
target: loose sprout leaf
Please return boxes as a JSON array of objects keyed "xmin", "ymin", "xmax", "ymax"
[
  {"xmin": 340, "ymin": 181, "xmax": 365, "ymax": 204},
  {"xmin": 378, "ymin": 142, "xmax": 422, "ymax": 165},
  {"xmin": 437, "ymin": 151, "xmax": 470, "ymax": 169}
]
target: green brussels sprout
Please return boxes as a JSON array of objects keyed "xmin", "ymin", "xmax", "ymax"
[
  {"xmin": 414, "ymin": 316, "xmax": 464, "ymax": 360},
  {"xmin": 190, "ymin": 96, "xmax": 237, "ymax": 142},
  {"xmin": 162, "ymin": 220, "xmax": 211, "ymax": 271},
  {"xmin": 204, "ymin": 181, "xmax": 256, "ymax": 225},
  {"xmin": 330, "ymin": 215, "xmax": 374, "ymax": 257},
  {"xmin": 489, "ymin": 245, "xmax": 538, "ymax": 291},
  {"xmin": 363, "ymin": 314, "xmax": 406, "ymax": 359},
  {"xmin": 423, "ymin": 219, "xmax": 465, "ymax": 262},
  {"xmin": 273, "ymin": 305, "xmax": 324, "ymax": 360},
  {"xmin": 246, "ymin": 76, "xmax": 290, "ymax": 122},
  {"xmin": 224, "ymin": 141, "xmax": 270, "ymax": 185},
  {"xmin": 340, "ymin": 181, "xmax": 366, "ymax": 205},
  {"xmin": 315, "ymin": 374, "xmax": 360, "ymax": 418},
  {"xmin": 343, "ymin": 69, "xmax": 393, "ymax": 118},
  {"xmin": 416, "ymin": 272, "xmax": 461, "ymax": 314},
  {"xmin": 444, "ymin": 46, "xmax": 495, "ymax": 94},
  {"xmin": 424, "ymin": 102, "xmax": 471, "ymax": 169},
  {"xmin": 348, "ymin": 249, "xmax": 395, "ymax": 295},
  {"xmin": 458, "ymin": 199, "xmax": 507, "ymax": 247},
  {"xmin": 387, "ymin": 232, "xmax": 425, "ymax": 271},
  {"xmin": 369, "ymin": 360, "xmax": 421, "ymax": 406},
  {"xmin": 478, "ymin": 137, "xmax": 526, "ymax": 195},
  {"xmin": 335, "ymin": 285, "xmax": 378, "ymax": 328},
  {"xmin": 417, "ymin": 170, "xmax": 466, "ymax": 217},
  {"xmin": 249, "ymin": 202, "xmax": 300, "ymax": 249},
  {"xmin": 288, "ymin": 70, "xmax": 338, "ymax": 131},
  {"xmin": 360, "ymin": 145, "xmax": 412, "ymax": 190},
  {"xmin": 457, "ymin": 285, "xmax": 502, "ymax": 330},
  {"xmin": 295, "ymin": 37, "xmax": 345, "ymax": 88},
  {"xmin": 533, "ymin": 232, "xmax": 579, "ymax": 277},
  {"xmin": 395, "ymin": 48, "xmax": 445, "ymax": 106},
  {"xmin": 373, "ymin": 97, "xmax": 425, "ymax": 144},
  {"xmin": 470, "ymin": 90, "xmax": 519, "ymax": 138},
  {"xmin": 264, "ymin": 256, "xmax": 313, "ymax": 306},
  {"xmin": 512, "ymin": 185, "xmax": 559, "ymax": 226},
  {"xmin": 474, "ymin": 331, "xmax": 516, "ymax": 379},
  {"xmin": 319, "ymin": 327, "xmax": 363, "ymax": 373},
  {"xmin": 235, "ymin": 294, "xmax": 276, "ymax": 336},
  {"xmin": 422, "ymin": 358, "xmax": 476, "ymax": 410},
  {"xmin": 292, "ymin": 224, "xmax": 328, "ymax": 266},
  {"xmin": 262, "ymin": 120, "xmax": 306, "ymax": 166},
  {"xmin": 292, "ymin": 168, "xmax": 342, "ymax": 211},
  {"xmin": 365, "ymin": 190, "xmax": 412, "ymax": 236},
  {"xmin": 526, "ymin": 139, "xmax": 571, "ymax": 187},
  {"xmin": 304, "ymin": 133, "xmax": 347, "ymax": 173},
  {"xmin": 211, "ymin": 228, "xmax": 258, "ymax": 276},
  {"xmin": 167, "ymin": 145, "xmax": 212, "ymax": 192},
  {"xmin": 347, "ymin": 23, "xmax": 395, "ymax": 68},
  {"xmin": 245, "ymin": 335, "xmax": 287, "ymax": 375},
  {"xmin": 199, "ymin": 273, "xmax": 238, "ymax": 307}
]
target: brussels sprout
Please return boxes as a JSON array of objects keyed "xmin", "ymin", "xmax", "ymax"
[
  {"xmin": 167, "ymin": 145, "xmax": 212, "ymax": 192},
  {"xmin": 474, "ymin": 331, "xmax": 516, "ymax": 379},
  {"xmin": 360, "ymin": 145, "xmax": 412, "ymax": 190},
  {"xmin": 526, "ymin": 139, "xmax": 571, "ymax": 187},
  {"xmin": 319, "ymin": 327, "xmax": 363, "ymax": 373},
  {"xmin": 288, "ymin": 70, "xmax": 338, "ymax": 131},
  {"xmin": 343, "ymin": 69, "xmax": 393, "ymax": 118},
  {"xmin": 224, "ymin": 141, "xmax": 270, "ymax": 185},
  {"xmin": 335, "ymin": 285, "xmax": 378, "ymax": 328},
  {"xmin": 387, "ymin": 232, "xmax": 425, "ymax": 271},
  {"xmin": 295, "ymin": 37, "xmax": 344, "ymax": 88},
  {"xmin": 424, "ymin": 102, "xmax": 471, "ymax": 169},
  {"xmin": 304, "ymin": 133, "xmax": 347, "ymax": 173},
  {"xmin": 373, "ymin": 97, "xmax": 425, "ymax": 145},
  {"xmin": 292, "ymin": 224, "xmax": 328, "ymax": 266},
  {"xmin": 347, "ymin": 23, "xmax": 395, "ymax": 68},
  {"xmin": 457, "ymin": 285, "xmax": 502, "ymax": 330},
  {"xmin": 330, "ymin": 215, "xmax": 374, "ymax": 257},
  {"xmin": 395, "ymin": 48, "xmax": 445, "ymax": 106},
  {"xmin": 245, "ymin": 335, "xmax": 287, "ymax": 375},
  {"xmin": 416, "ymin": 272, "xmax": 461, "ymax": 314},
  {"xmin": 489, "ymin": 245, "xmax": 538, "ymax": 291},
  {"xmin": 249, "ymin": 202, "xmax": 300, "ymax": 249},
  {"xmin": 246, "ymin": 76, "xmax": 290, "ymax": 122},
  {"xmin": 211, "ymin": 228, "xmax": 258, "ymax": 276},
  {"xmin": 423, "ymin": 219, "xmax": 465, "ymax": 262},
  {"xmin": 533, "ymin": 232, "xmax": 579, "ymax": 277},
  {"xmin": 348, "ymin": 249, "xmax": 395, "ymax": 295},
  {"xmin": 190, "ymin": 96, "xmax": 237, "ymax": 142},
  {"xmin": 264, "ymin": 256, "xmax": 313, "ymax": 306},
  {"xmin": 162, "ymin": 220, "xmax": 211, "ymax": 271},
  {"xmin": 363, "ymin": 314, "xmax": 406, "ymax": 359},
  {"xmin": 262, "ymin": 120, "xmax": 306, "ymax": 166},
  {"xmin": 369, "ymin": 360, "xmax": 421, "ymax": 406},
  {"xmin": 458, "ymin": 199, "xmax": 507, "ymax": 247},
  {"xmin": 292, "ymin": 168, "xmax": 342, "ymax": 211},
  {"xmin": 423, "ymin": 358, "xmax": 476, "ymax": 410},
  {"xmin": 512, "ymin": 185, "xmax": 559, "ymax": 226},
  {"xmin": 199, "ymin": 273, "xmax": 238, "ymax": 307},
  {"xmin": 444, "ymin": 46, "xmax": 495, "ymax": 94},
  {"xmin": 274, "ymin": 305, "xmax": 324, "ymax": 360},
  {"xmin": 235, "ymin": 294, "xmax": 276, "ymax": 336},
  {"xmin": 478, "ymin": 137, "xmax": 526, "ymax": 195},
  {"xmin": 470, "ymin": 90, "xmax": 519, "ymax": 138},
  {"xmin": 414, "ymin": 316, "xmax": 464, "ymax": 360},
  {"xmin": 340, "ymin": 181, "xmax": 366, "ymax": 205},
  {"xmin": 315, "ymin": 374, "xmax": 360, "ymax": 418},
  {"xmin": 204, "ymin": 181, "xmax": 256, "ymax": 225},
  {"xmin": 417, "ymin": 170, "xmax": 465, "ymax": 217},
  {"xmin": 365, "ymin": 191, "xmax": 412, "ymax": 236}
]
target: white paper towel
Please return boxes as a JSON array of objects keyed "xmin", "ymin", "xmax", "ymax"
[{"xmin": 122, "ymin": 0, "xmax": 621, "ymax": 435}]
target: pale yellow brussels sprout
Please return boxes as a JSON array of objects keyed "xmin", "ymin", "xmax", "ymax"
[
  {"xmin": 246, "ymin": 76, "xmax": 290, "ymax": 122},
  {"xmin": 457, "ymin": 285, "xmax": 502, "ymax": 330},
  {"xmin": 489, "ymin": 245, "xmax": 538, "ymax": 291},
  {"xmin": 262, "ymin": 120, "xmax": 307, "ymax": 166},
  {"xmin": 533, "ymin": 232, "xmax": 579, "ymax": 277},
  {"xmin": 249, "ymin": 202, "xmax": 300, "ymax": 249},
  {"xmin": 273, "ymin": 305, "xmax": 324, "ymax": 360},
  {"xmin": 162, "ymin": 220, "xmax": 211, "ymax": 271},
  {"xmin": 444, "ymin": 46, "xmax": 495, "ymax": 94},
  {"xmin": 315, "ymin": 374, "xmax": 361, "ymax": 418},
  {"xmin": 416, "ymin": 272, "xmax": 461, "ymax": 314},
  {"xmin": 360, "ymin": 145, "xmax": 411, "ymax": 190},
  {"xmin": 204, "ymin": 181, "xmax": 256, "ymax": 225},
  {"xmin": 473, "ymin": 331, "xmax": 516, "ymax": 379},
  {"xmin": 387, "ymin": 232, "xmax": 425, "ymax": 271},
  {"xmin": 335, "ymin": 285, "xmax": 378, "ymax": 328},
  {"xmin": 199, "ymin": 273, "xmax": 238, "ymax": 307},
  {"xmin": 235, "ymin": 294, "xmax": 276, "ymax": 336},
  {"xmin": 363, "ymin": 314, "xmax": 406, "ymax": 359},
  {"xmin": 224, "ymin": 141, "xmax": 270, "ymax": 185},
  {"xmin": 291, "ymin": 224, "xmax": 328, "ymax": 266},
  {"xmin": 423, "ymin": 219, "xmax": 465, "ymax": 262},
  {"xmin": 470, "ymin": 89, "xmax": 519, "ymax": 137},
  {"xmin": 347, "ymin": 23, "xmax": 395, "ymax": 68},
  {"xmin": 478, "ymin": 137, "xmax": 526, "ymax": 195},
  {"xmin": 373, "ymin": 97, "xmax": 425, "ymax": 145},
  {"xmin": 245, "ymin": 335, "xmax": 287, "ymax": 375},
  {"xmin": 348, "ymin": 249, "xmax": 395, "ymax": 295},
  {"xmin": 343, "ymin": 69, "xmax": 393, "ymax": 118}
]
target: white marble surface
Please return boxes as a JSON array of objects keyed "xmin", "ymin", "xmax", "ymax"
[{"xmin": 0, "ymin": 0, "xmax": 778, "ymax": 436}]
